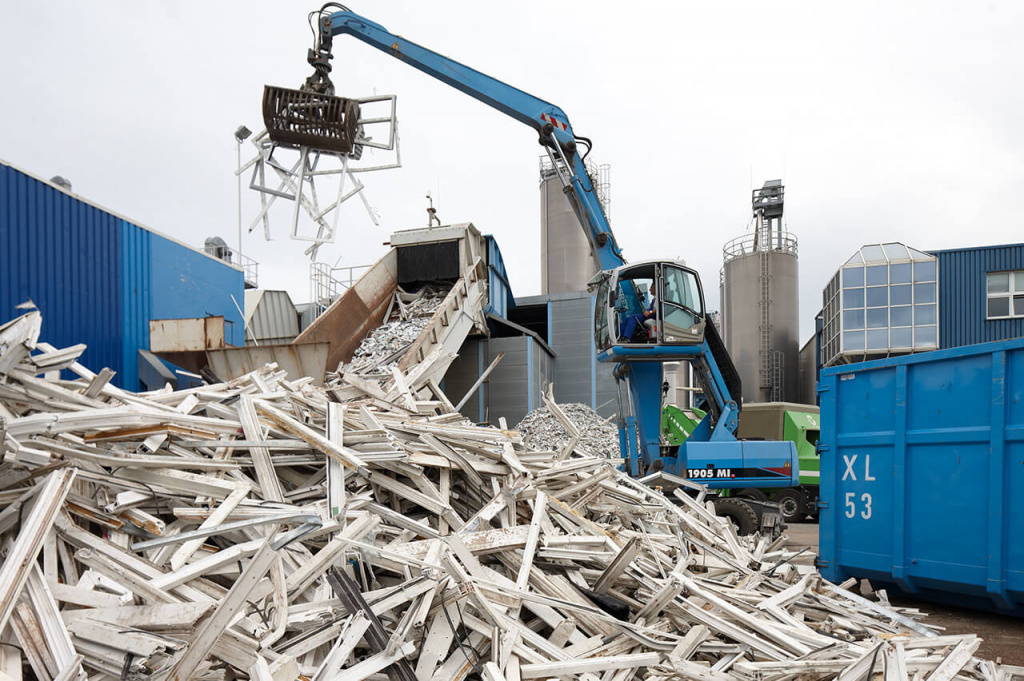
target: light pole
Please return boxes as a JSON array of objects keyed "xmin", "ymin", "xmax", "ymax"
[{"xmin": 234, "ymin": 126, "xmax": 252, "ymax": 268}]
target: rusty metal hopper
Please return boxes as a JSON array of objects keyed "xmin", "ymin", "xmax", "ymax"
[{"xmin": 262, "ymin": 85, "xmax": 360, "ymax": 154}]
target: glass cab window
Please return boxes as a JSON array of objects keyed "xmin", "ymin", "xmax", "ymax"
[
  {"xmin": 599, "ymin": 261, "xmax": 706, "ymax": 347},
  {"xmin": 659, "ymin": 264, "xmax": 705, "ymax": 344},
  {"xmin": 593, "ymin": 278, "xmax": 611, "ymax": 351},
  {"xmin": 608, "ymin": 263, "xmax": 658, "ymax": 344}
]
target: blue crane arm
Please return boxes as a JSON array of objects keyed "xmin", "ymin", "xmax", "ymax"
[
  {"xmin": 324, "ymin": 10, "xmax": 626, "ymax": 270},
  {"xmin": 312, "ymin": 12, "xmax": 796, "ymax": 496}
]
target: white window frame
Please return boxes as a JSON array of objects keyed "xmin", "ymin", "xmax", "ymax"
[{"xmin": 986, "ymin": 270, "xmax": 1024, "ymax": 320}]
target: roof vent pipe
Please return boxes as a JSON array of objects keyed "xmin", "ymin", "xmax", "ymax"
[
  {"xmin": 204, "ymin": 236, "xmax": 232, "ymax": 263},
  {"xmin": 50, "ymin": 176, "xmax": 72, "ymax": 191}
]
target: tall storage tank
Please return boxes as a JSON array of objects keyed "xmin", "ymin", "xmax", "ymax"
[
  {"xmin": 720, "ymin": 180, "xmax": 799, "ymax": 403},
  {"xmin": 540, "ymin": 157, "xmax": 610, "ymax": 294}
]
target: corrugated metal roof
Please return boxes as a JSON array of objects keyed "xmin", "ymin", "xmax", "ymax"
[
  {"xmin": 929, "ymin": 241, "xmax": 1024, "ymax": 255},
  {"xmin": 245, "ymin": 289, "xmax": 299, "ymax": 342}
]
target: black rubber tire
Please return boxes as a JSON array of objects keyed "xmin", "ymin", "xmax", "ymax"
[
  {"xmin": 712, "ymin": 498, "xmax": 760, "ymax": 536},
  {"xmin": 735, "ymin": 488, "xmax": 769, "ymax": 502},
  {"xmin": 774, "ymin": 489, "xmax": 804, "ymax": 523}
]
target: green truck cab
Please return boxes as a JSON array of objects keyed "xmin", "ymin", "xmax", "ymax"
[{"xmin": 736, "ymin": 402, "xmax": 820, "ymax": 522}]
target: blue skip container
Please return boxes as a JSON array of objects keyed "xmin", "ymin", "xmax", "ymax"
[{"xmin": 818, "ymin": 337, "xmax": 1024, "ymax": 614}]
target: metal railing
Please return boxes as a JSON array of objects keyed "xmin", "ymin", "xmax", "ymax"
[
  {"xmin": 722, "ymin": 230, "xmax": 798, "ymax": 265},
  {"xmin": 310, "ymin": 262, "xmax": 371, "ymax": 320},
  {"xmin": 209, "ymin": 245, "xmax": 259, "ymax": 288},
  {"xmin": 238, "ymin": 253, "xmax": 259, "ymax": 288},
  {"xmin": 539, "ymin": 156, "xmax": 611, "ymax": 220}
]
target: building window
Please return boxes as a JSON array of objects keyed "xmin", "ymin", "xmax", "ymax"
[
  {"xmin": 840, "ymin": 257, "xmax": 937, "ymax": 352},
  {"xmin": 987, "ymin": 271, "xmax": 1024, "ymax": 319},
  {"xmin": 822, "ymin": 243, "xmax": 939, "ymax": 367}
]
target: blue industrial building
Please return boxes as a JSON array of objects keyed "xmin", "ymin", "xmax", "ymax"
[
  {"xmin": 0, "ymin": 160, "xmax": 245, "ymax": 390},
  {"xmin": 818, "ymin": 241, "xmax": 1024, "ymax": 369},
  {"xmin": 930, "ymin": 242, "xmax": 1024, "ymax": 349}
]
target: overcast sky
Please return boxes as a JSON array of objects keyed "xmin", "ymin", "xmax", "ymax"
[{"xmin": 2, "ymin": 1, "xmax": 1022, "ymax": 341}]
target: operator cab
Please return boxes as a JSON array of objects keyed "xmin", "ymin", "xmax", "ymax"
[{"xmin": 591, "ymin": 260, "xmax": 707, "ymax": 353}]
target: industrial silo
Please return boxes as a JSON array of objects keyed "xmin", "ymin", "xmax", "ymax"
[
  {"xmin": 539, "ymin": 157, "xmax": 610, "ymax": 294},
  {"xmin": 720, "ymin": 180, "xmax": 799, "ymax": 404}
]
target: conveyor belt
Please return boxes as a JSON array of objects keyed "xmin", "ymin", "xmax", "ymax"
[{"xmin": 293, "ymin": 225, "xmax": 489, "ymax": 381}]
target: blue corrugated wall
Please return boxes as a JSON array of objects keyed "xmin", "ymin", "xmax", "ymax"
[
  {"xmin": 1, "ymin": 161, "xmax": 244, "ymax": 390},
  {"xmin": 1, "ymin": 163, "xmax": 124, "ymax": 377},
  {"xmin": 930, "ymin": 243, "xmax": 1024, "ymax": 349},
  {"xmin": 120, "ymin": 220, "xmax": 151, "ymax": 391},
  {"xmin": 148, "ymin": 232, "xmax": 244, "ymax": 347},
  {"xmin": 483, "ymin": 235, "xmax": 514, "ymax": 320}
]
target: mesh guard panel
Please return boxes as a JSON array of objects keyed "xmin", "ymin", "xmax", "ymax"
[{"xmin": 703, "ymin": 319, "xmax": 743, "ymax": 412}]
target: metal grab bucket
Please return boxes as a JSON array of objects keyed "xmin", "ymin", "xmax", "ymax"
[{"xmin": 262, "ymin": 86, "xmax": 360, "ymax": 154}]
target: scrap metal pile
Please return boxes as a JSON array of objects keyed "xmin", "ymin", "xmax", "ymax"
[
  {"xmin": 0, "ymin": 311, "xmax": 1021, "ymax": 681},
  {"xmin": 516, "ymin": 402, "xmax": 619, "ymax": 460},
  {"xmin": 341, "ymin": 284, "xmax": 452, "ymax": 376}
]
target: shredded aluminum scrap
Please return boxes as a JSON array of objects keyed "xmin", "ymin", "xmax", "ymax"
[
  {"xmin": 517, "ymin": 402, "xmax": 620, "ymax": 458},
  {"xmin": 0, "ymin": 309, "xmax": 1020, "ymax": 681},
  {"xmin": 342, "ymin": 283, "xmax": 450, "ymax": 375}
]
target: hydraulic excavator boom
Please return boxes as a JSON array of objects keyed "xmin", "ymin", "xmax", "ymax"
[{"xmin": 264, "ymin": 5, "xmax": 798, "ymax": 528}]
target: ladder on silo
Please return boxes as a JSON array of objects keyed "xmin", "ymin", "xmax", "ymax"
[
  {"xmin": 757, "ymin": 244, "xmax": 786, "ymax": 402},
  {"xmin": 758, "ymin": 250, "xmax": 771, "ymax": 395},
  {"xmin": 758, "ymin": 239, "xmax": 789, "ymax": 402},
  {"xmin": 770, "ymin": 350, "xmax": 783, "ymax": 402}
]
